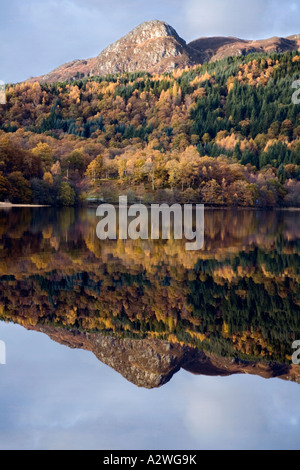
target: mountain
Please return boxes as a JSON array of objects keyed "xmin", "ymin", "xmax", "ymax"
[
  {"xmin": 31, "ymin": 20, "xmax": 203, "ymax": 83},
  {"xmin": 29, "ymin": 21, "xmax": 300, "ymax": 83},
  {"xmin": 90, "ymin": 20, "xmax": 203, "ymax": 76},
  {"xmin": 188, "ymin": 34, "xmax": 300, "ymax": 63}
]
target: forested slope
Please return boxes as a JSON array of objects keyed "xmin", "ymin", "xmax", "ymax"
[{"xmin": 0, "ymin": 51, "xmax": 300, "ymax": 206}]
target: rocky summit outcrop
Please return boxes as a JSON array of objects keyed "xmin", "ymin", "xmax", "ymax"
[
  {"xmin": 28, "ymin": 325, "xmax": 300, "ymax": 389},
  {"xmin": 28, "ymin": 20, "xmax": 300, "ymax": 84},
  {"xmin": 89, "ymin": 20, "xmax": 202, "ymax": 76}
]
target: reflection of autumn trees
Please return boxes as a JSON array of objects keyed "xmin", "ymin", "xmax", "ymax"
[
  {"xmin": 0, "ymin": 207, "xmax": 299, "ymax": 270},
  {"xmin": 0, "ymin": 208, "xmax": 300, "ymax": 363}
]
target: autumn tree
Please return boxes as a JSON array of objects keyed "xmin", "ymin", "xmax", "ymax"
[
  {"xmin": 32, "ymin": 143, "xmax": 54, "ymax": 172},
  {"xmin": 0, "ymin": 174, "xmax": 11, "ymax": 201},
  {"xmin": 85, "ymin": 155, "xmax": 104, "ymax": 183},
  {"xmin": 64, "ymin": 150, "xmax": 87, "ymax": 178},
  {"xmin": 8, "ymin": 172, "xmax": 33, "ymax": 204},
  {"xmin": 58, "ymin": 181, "xmax": 76, "ymax": 206}
]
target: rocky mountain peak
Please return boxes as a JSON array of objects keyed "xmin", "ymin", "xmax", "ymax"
[
  {"xmin": 109, "ymin": 20, "xmax": 185, "ymax": 46},
  {"xmin": 90, "ymin": 19, "xmax": 193, "ymax": 76}
]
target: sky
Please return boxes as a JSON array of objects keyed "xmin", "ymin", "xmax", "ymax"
[
  {"xmin": 0, "ymin": 321, "xmax": 300, "ymax": 450},
  {"xmin": 0, "ymin": 0, "xmax": 300, "ymax": 84}
]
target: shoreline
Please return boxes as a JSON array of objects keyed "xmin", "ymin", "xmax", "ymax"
[
  {"xmin": 87, "ymin": 202, "xmax": 300, "ymax": 211},
  {"xmin": 1, "ymin": 201, "xmax": 300, "ymax": 211},
  {"xmin": 0, "ymin": 202, "xmax": 50, "ymax": 208}
]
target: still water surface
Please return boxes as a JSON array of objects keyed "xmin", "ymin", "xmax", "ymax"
[{"xmin": 0, "ymin": 207, "xmax": 300, "ymax": 449}]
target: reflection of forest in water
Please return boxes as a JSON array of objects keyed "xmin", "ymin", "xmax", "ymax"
[{"xmin": 0, "ymin": 207, "xmax": 300, "ymax": 366}]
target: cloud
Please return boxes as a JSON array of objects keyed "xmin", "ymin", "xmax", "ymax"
[
  {"xmin": 181, "ymin": 371, "xmax": 300, "ymax": 450},
  {"xmin": 1, "ymin": 0, "xmax": 128, "ymax": 82},
  {"xmin": 0, "ymin": 322, "xmax": 193, "ymax": 450},
  {"xmin": 0, "ymin": 0, "xmax": 183, "ymax": 83},
  {"xmin": 183, "ymin": 0, "xmax": 300, "ymax": 40}
]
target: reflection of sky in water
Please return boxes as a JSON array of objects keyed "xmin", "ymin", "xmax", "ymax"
[{"xmin": 0, "ymin": 321, "xmax": 299, "ymax": 450}]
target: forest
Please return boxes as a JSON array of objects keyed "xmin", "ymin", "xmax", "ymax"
[{"xmin": 0, "ymin": 50, "xmax": 300, "ymax": 206}]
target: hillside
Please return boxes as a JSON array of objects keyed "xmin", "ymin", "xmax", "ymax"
[{"xmin": 0, "ymin": 49, "xmax": 300, "ymax": 206}]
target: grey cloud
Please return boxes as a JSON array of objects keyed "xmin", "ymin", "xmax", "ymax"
[
  {"xmin": 183, "ymin": 0, "xmax": 300, "ymax": 41},
  {"xmin": 1, "ymin": 322, "xmax": 300, "ymax": 450},
  {"xmin": 0, "ymin": 0, "xmax": 182, "ymax": 83}
]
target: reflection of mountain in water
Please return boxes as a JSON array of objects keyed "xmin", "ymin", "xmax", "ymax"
[
  {"xmin": 27, "ymin": 324, "xmax": 295, "ymax": 388},
  {"xmin": 0, "ymin": 207, "xmax": 300, "ymax": 388}
]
